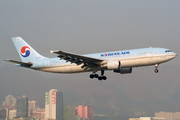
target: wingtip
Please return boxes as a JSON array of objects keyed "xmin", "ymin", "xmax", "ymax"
[
  {"xmin": 4, "ymin": 59, "xmax": 10, "ymax": 62},
  {"xmin": 50, "ymin": 50, "xmax": 60, "ymax": 54}
]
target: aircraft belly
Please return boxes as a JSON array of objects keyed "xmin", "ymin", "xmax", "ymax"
[
  {"xmin": 36, "ymin": 64, "xmax": 98, "ymax": 73},
  {"xmin": 120, "ymin": 57, "xmax": 156, "ymax": 67},
  {"xmin": 149, "ymin": 56, "xmax": 159, "ymax": 64},
  {"xmin": 120, "ymin": 59, "xmax": 137, "ymax": 67},
  {"xmin": 120, "ymin": 55, "xmax": 171, "ymax": 68},
  {"xmin": 37, "ymin": 66, "xmax": 66, "ymax": 73},
  {"xmin": 64, "ymin": 65, "xmax": 84, "ymax": 73}
]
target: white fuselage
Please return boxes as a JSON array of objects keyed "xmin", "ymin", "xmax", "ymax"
[{"xmin": 29, "ymin": 47, "xmax": 177, "ymax": 73}]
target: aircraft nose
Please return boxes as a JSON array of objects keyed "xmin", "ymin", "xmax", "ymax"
[{"xmin": 172, "ymin": 52, "xmax": 177, "ymax": 58}]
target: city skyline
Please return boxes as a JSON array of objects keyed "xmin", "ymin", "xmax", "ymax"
[
  {"xmin": 1, "ymin": 1, "xmax": 180, "ymax": 119},
  {"xmin": 1, "ymin": 90, "xmax": 94, "ymax": 120},
  {"xmin": 2, "ymin": 93, "xmax": 180, "ymax": 120},
  {"xmin": 1, "ymin": 94, "xmax": 94, "ymax": 110}
]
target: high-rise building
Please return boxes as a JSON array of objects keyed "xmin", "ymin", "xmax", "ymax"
[
  {"xmin": 2, "ymin": 101, "xmax": 6, "ymax": 108},
  {"xmin": 0, "ymin": 108, "xmax": 6, "ymax": 119},
  {"xmin": 16, "ymin": 95, "xmax": 28, "ymax": 117},
  {"xmin": 45, "ymin": 89, "xmax": 63, "ymax": 120},
  {"xmin": 9, "ymin": 110, "xmax": 17, "ymax": 120},
  {"xmin": 87, "ymin": 106, "xmax": 93, "ymax": 120},
  {"xmin": 5, "ymin": 108, "xmax": 9, "ymax": 120},
  {"xmin": 129, "ymin": 117, "xmax": 165, "ymax": 120},
  {"xmin": 75, "ymin": 115, "xmax": 81, "ymax": 120},
  {"xmin": 155, "ymin": 111, "xmax": 180, "ymax": 120},
  {"xmin": 28, "ymin": 100, "xmax": 36, "ymax": 117},
  {"xmin": 76, "ymin": 105, "xmax": 84, "ymax": 118},
  {"xmin": 69, "ymin": 105, "xmax": 76, "ymax": 120},
  {"xmin": 31, "ymin": 108, "xmax": 45, "ymax": 120},
  {"xmin": 76, "ymin": 106, "xmax": 93, "ymax": 120},
  {"xmin": 64, "ymin": 105, "xmax": 76, "ymax": 120},
  {"xmin": 5, "ymin": 95, "xmax": 16, "ymax": 109}
]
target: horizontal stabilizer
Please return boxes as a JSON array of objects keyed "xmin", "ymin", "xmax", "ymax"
[{"xmin": 5, "ymin": 59, "xmax": 33, "ymax": 67}]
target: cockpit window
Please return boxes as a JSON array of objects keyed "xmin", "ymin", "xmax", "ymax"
[{"xmin": 165, "ymin": 50, "xmax": 172, "ymax": 52}]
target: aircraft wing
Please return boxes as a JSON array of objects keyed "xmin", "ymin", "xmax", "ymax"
[
  {"xmin": 5, "ymin": 59, "xmax": 33, "ymax": 67},
  {"xmin": 51, "ymin": 50, "xmax": 104, "ymax": 70}
]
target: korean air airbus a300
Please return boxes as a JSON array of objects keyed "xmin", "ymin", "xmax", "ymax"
[{"xmin": 5, "ymin": 37, "xmax": 177, "ymax": 80}]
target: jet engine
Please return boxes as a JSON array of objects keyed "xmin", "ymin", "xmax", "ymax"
[
  {"xmin": 114, "ymin": 68, "xmax": 132, "ymax": 74},
  {"xmin": 106, "ymin": 60, "xmax": 120, "ymax": 70}
]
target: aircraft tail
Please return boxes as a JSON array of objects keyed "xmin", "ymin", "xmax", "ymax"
[{"xmin": 12, "ymin": 37, "xmax": 47, "ymax": 62}]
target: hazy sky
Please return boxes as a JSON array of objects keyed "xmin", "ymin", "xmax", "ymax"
[{"xmin": 0, "ymin": 0, "xmax": 180, "ymax": 119}]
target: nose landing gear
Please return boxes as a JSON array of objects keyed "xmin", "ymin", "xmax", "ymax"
[
  {"xmin": 154, "ymin": 64, "xmax": 159, "ymax": 73},
  {"xmin": 154, "ymin": 69, "xmax": 159, "ymax": 73}
]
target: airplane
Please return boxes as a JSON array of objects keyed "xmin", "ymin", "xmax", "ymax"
[{"xmin": 5, "ymin": 37, "xmax": 177, "ymax": 81}]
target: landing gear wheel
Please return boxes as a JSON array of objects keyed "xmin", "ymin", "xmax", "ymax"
[
  {"xmin": 89, "ymin": 70, "xmax": 107, "ymax": 80},
  {"xmin": 89, "ymin": 74, "xmax": 94, "ymax": 79},
  {"xmin": 98, "ymin": 76, "xmax": 107, "ymax": 80},
  {"xmin": 94, "ymin": 74, "xmax": 99, "ymax": 78},
  {"xmin": 102, "ymin": 76, "xmax": 107, "ymax": 80},
  {"xmin": 154, "ymin": 69, "xmax": 158, "ymax": 73},
  {"xmin": 98, "ymin": 77, "xmax": 102, "ymax": 81}
]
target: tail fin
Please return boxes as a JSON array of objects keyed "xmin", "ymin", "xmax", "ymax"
[{"xmin": 12, "ymin": 37, "xmax": 47, "ymax": 62}]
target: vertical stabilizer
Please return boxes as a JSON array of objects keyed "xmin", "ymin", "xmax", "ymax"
[{"xmin": 12, "ymin": 37, "xmax": 47, "ymax": 62}]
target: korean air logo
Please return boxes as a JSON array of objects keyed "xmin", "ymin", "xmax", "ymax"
[
  {"xmin": 20, "ymin": 46, "xmax": 31, "ymax": 58},
  {"xmin": 101, "ymin": 51, "xmax": 130, "ymax": 57}
]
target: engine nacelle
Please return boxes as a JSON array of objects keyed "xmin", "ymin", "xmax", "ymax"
[
  {"xmin": 106, "ymin": 60, "xmax": 120, "ymax": 70},
  {"xmin": 114, "ymin": 68, "xmax": 132, "ymax": 74}
]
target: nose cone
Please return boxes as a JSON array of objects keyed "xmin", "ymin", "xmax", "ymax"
[{"xmin": 172, "ymin": 52, "xmax": 177, "ymax": 59}]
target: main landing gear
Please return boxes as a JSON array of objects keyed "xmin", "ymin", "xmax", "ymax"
[
  {"xmin": 89, "ymin": 70, "xmax": 107, "ymax": 81},
  {"xmin": 154, "ymin": 64, "xmax": 159, "ymax": 73}
]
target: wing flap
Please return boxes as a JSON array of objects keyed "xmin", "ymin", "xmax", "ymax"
[
  {"xmin": 5, "ymin": 59, "xmax": 33, "ymax": 67},
  {"xmin": 51, "ymin": 50, "xmax": 103, "ymax": 66}
]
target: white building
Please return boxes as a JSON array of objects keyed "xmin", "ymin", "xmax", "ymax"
[
  {"xmin": 28, "ymin": 100, "xmax": 36, "ymax": 117},
  {"xmin": 45, "ymin": 89, "xmax": 63, "ymax": 120},
  {"xmin": 9, "ymin": 110, "xmax": 17, "ymax": 120},
  {"xmin": 130, "ymin": 117, "xmax": 165, "ymax": 120},
  {"xmin": 155, "ymin": 112, "xmax": 180, "ymax": 120}
]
